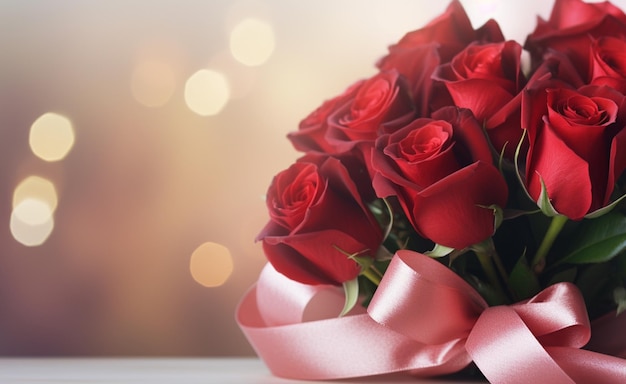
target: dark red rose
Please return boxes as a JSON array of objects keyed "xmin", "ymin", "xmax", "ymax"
[
  {"xmin": 377, "ymin": 0, "xmax": 504, "ymax": 116},
  {"xmin": 257, "ymin": 155, "xmax": 383, "ymax": 285},
  {"xmin": 433, "ymin": 41, "xmax": 526, "ymax": 158},
  {"xmin": 525, "ymin": 0, "xmax": 626, "ymax": 79},
  {"xmin": 591, "ymin": 36, "xmax": 626, "ymax": 93},
  {"xmin": 371, "ymin": 107, "xmax": 508, "ymax": 249},
  {"xmin": 522, "ymin": 84, "xmax": 626, "ymax": 219}
]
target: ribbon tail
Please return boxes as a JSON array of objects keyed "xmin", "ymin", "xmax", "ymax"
[
  {"xmin": 547, "ymin": 347, "xmax": 626, "ymax": 384},
  {"xmin": 587, "ymin": 311, "xmax": 626, "ymax": 358}
]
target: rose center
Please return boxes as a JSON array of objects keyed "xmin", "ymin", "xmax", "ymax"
[
  {"xmin": 399, "ymin": 121, "xmax": 452, "ymax": 162},
  {"xmin": 466, "ymin": 46, "xmax": 502, "ymax": 76},
  {"xmin": 342, "ymin": 79, "xmax": 393, "ymax": 130},
  {"xmin": 559, "ymin": 95, "xmax": 608, "ymax": 125},
  {"xmin": 270, "ymin": 163, "xmax": 320, "ymax": 228}
]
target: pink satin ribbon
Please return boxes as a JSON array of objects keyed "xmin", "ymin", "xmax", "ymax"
[{"xmin": 236, "ymin": 250, "xmax": 626, "ymax": 383}]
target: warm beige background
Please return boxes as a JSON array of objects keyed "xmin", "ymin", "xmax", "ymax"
[{"xmin": 0, "ymin": 0, "xmax": 613, "ymax": 356}]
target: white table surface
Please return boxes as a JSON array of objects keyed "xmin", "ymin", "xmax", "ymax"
[{"xmin": 0, "ymin": 357, "xmax": 484, "ymax": 384}]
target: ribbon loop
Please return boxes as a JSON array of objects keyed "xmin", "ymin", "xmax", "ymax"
[
  {"xmin": 511, "ymin": 283, "xmax": 591, "ymax": 348},
  {"xmin": 368, "ymin": 250, "xmax": 487, "ymax": 345},
  {"xmin": 467, "ymin": 306, "xmax": 576, "ymax": 384},
  {"xmin": 255, "ymin": 263, "xmax": 353, "ymax": 326}
]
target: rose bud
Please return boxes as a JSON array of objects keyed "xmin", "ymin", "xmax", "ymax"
[
  {"xmin": 371, "ymin": 107, "xmax": 508, "ymax": 249},
  {"xmin": 257, "ymin": 155, "xmax": 383, "ymax": 285}
]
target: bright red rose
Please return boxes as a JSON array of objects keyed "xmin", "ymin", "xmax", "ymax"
[
  {"xmin": 522, "ymin": 84, "xmax": 626, "ymax": 219},
  {"xmin": 377, "ymin": 0, "xmax": 504, "ymax": 116},
  {"xmin": 371, "ymin": 107, "xmax": 508, "ymax": 249},
  {"xmin": 525, "ymin": 0, "xmax": 626, "ymax": 78},
  {"xmin": 434, "ymin": 41, "xmax": 526, "ymax": 158},
  {"xmin": 257, "ymin": 155, "xmax": 383, "ymax": 285},
  {"xmin": 591, "ymin": 36, "xmax": 626, "ymax": 93}
]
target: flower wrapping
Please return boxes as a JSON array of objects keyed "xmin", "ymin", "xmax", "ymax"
[{"xmin": 237, "ymin": 0, "xmax": 626, "ymax": 382}]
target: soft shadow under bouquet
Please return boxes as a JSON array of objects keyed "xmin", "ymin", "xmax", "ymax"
[{"xmin": 238, "ymin": 0, "xmax": 626, "ymax": 382}]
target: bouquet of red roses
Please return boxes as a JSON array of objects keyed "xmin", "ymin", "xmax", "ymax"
[{"xmin": 237, "ymin": 0, "xmax": 626, "ymax": 382}]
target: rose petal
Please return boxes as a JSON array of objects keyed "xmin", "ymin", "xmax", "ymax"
[
  {"xmin": 527, "ymin": 118, "xmax": 593, "ymax": 219},
  {"xmin": 411, "ymin": 161, "xmax": 508, "ymax": 249},
  {"xmin": 263, "ymin": 230, "xmax": 366, "ymax": 285}
]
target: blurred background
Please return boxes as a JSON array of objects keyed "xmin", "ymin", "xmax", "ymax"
[{"xmin": 0, "ymin": 0, "xmax": 594, "ymax": 356}]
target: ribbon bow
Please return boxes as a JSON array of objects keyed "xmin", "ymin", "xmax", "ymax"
[{"xmin": 236, "ymin": 250, "xmax": 626, "ymax": 383}]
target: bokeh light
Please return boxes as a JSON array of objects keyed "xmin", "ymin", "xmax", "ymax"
[
  {"xmin": 209, "ymin": 51, "xmax": 257, "ymax": 100},
  {"xmin": 12, "ymin": 198, "xmax": 53, "ymax": 226},
  {"xmin": 29, "ymin": 112, "xmax": 75, "ymax": 162},
  {"xmin": 10, "ymin": 200, "xmax": 55, "ymax": 247},
  {"xmin": 229, "ymin": 18, "xmax": 275, "ymax": 66},
  {"xmin": 184, "ymin": 69, "xmax": 230, "ymax": 116},
  {"xmin": 190, "ymin": 242, "xmax": 234, "ymax": 287},
  {"xmin": 13, "ymin": 175, "xmax": 58, "ymax": 213},
  {"xmin": 131, "ymin": 59, "xmax": 177, "ymax": 108}
]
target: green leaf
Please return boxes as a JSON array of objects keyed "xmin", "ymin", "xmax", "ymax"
[
  {"xmin": 512, "ymin": 130, "xmax": 561, "ymax": 217},
  {"xmin": 477, "ymin": 204, "xmax": 504, "ymax": 232},
  {"xmin": 536, "ymin": 175, "xmax": 560, "ymax": 217},
  {"xmin": 465, "ymin": 274, "xmax": 508, "ymax": 306},
  {"xmin": 575, "ymin": 263, "xmax": 614, "ymax": 318},
  {"xmin": 614, "ymin": 287, "xmax": 626, "ymax": 316},
  {"xmin": 509, "ymin": 251, "xmax": 541, "ymax": 301},
  {"xmin": 585, "ymin": 193, "xmax": 626, "ymax": 219},
  {"xmin": 558, "ymin": 211, "xmax": 626, "ymax": 265},
  {"xmin": 547, "ymin": 267, "xmax": 577, "ymax": 285},
  {"xmin": 613, "ymin": 287, "xmax": 626, "ymax": 315},
  {"xmin": 334, "ymin": 245, "xmax": 373, "ymax": 270},
  {"xmin": 374, "ymin": 245, "xmax": 394, "ymax": 261},
  {"xmin": 616, "ymin": 252, "xmax": 626, "ymax": 279},
  {"xmin": 425, "ymin": 243, "xmax": 455, "ymax": 258},
  {"xmin": 380, "ymin": 198, "xmax": 394, "ymax": 242},
  {"xmin": 513, "ymin": 129, "xmax": 532, "ymax": 203},
  {"xmin": 340, "ymin": 278, "xmax": 359, "ymax": 317}
]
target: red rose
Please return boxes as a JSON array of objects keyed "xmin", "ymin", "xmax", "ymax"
[
  {"xmin": 371, "ymin": 107, "xmax": 508, "ymax": 249},
  {"xmin": 257, "ymin": 155, "xmax": 383, "ymax": 285},
  {"xmin": 522, "ymin": 84, "xmax": 626, "ymax": 219},
  {"xmin": 525, "ymin": 0, "xmax": 626, "ymax": 78},
  {"xmin": 288, "ymin": 70, "xmax": 414, "ymax": 157},
  {"xmin": 377, "ymin": 0, "xmax": 503, "ymax": 116},
  {"xmin": 591, "ymin": 36, "xmax": 626, "ymax": 93},
  {"xmin": 324, "ymin": 70, "xmax": 415, "ymax": 153},
  {"xmin": 288, "ymin": 70, "xmax": 415, "ymax": 201},
  {"xmin": 433, "ymin": 41, "xmax": 526, "ymax": 158},
  {"xmin": 287, "ymin": 83, "xmax": 360, "ymax": 154}
]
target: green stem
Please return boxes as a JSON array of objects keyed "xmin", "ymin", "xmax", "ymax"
[
  {"xmin": 531, "ymin": 215, "xmax": 568, "ymax": 274},
  {"xmin": 475, "ymin": 251, "xmax": 508, "ymax": 305},
  {"xmin": 486, "ymin": 240, "xmax": 510, "ymax": 295},
  {"xmin": 473, "ymin": 239, "xmax": 512, "ymax": 303},
  {"xmin": 362, "ymin": 266, "xmax": 381, "ymax": 286}
]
